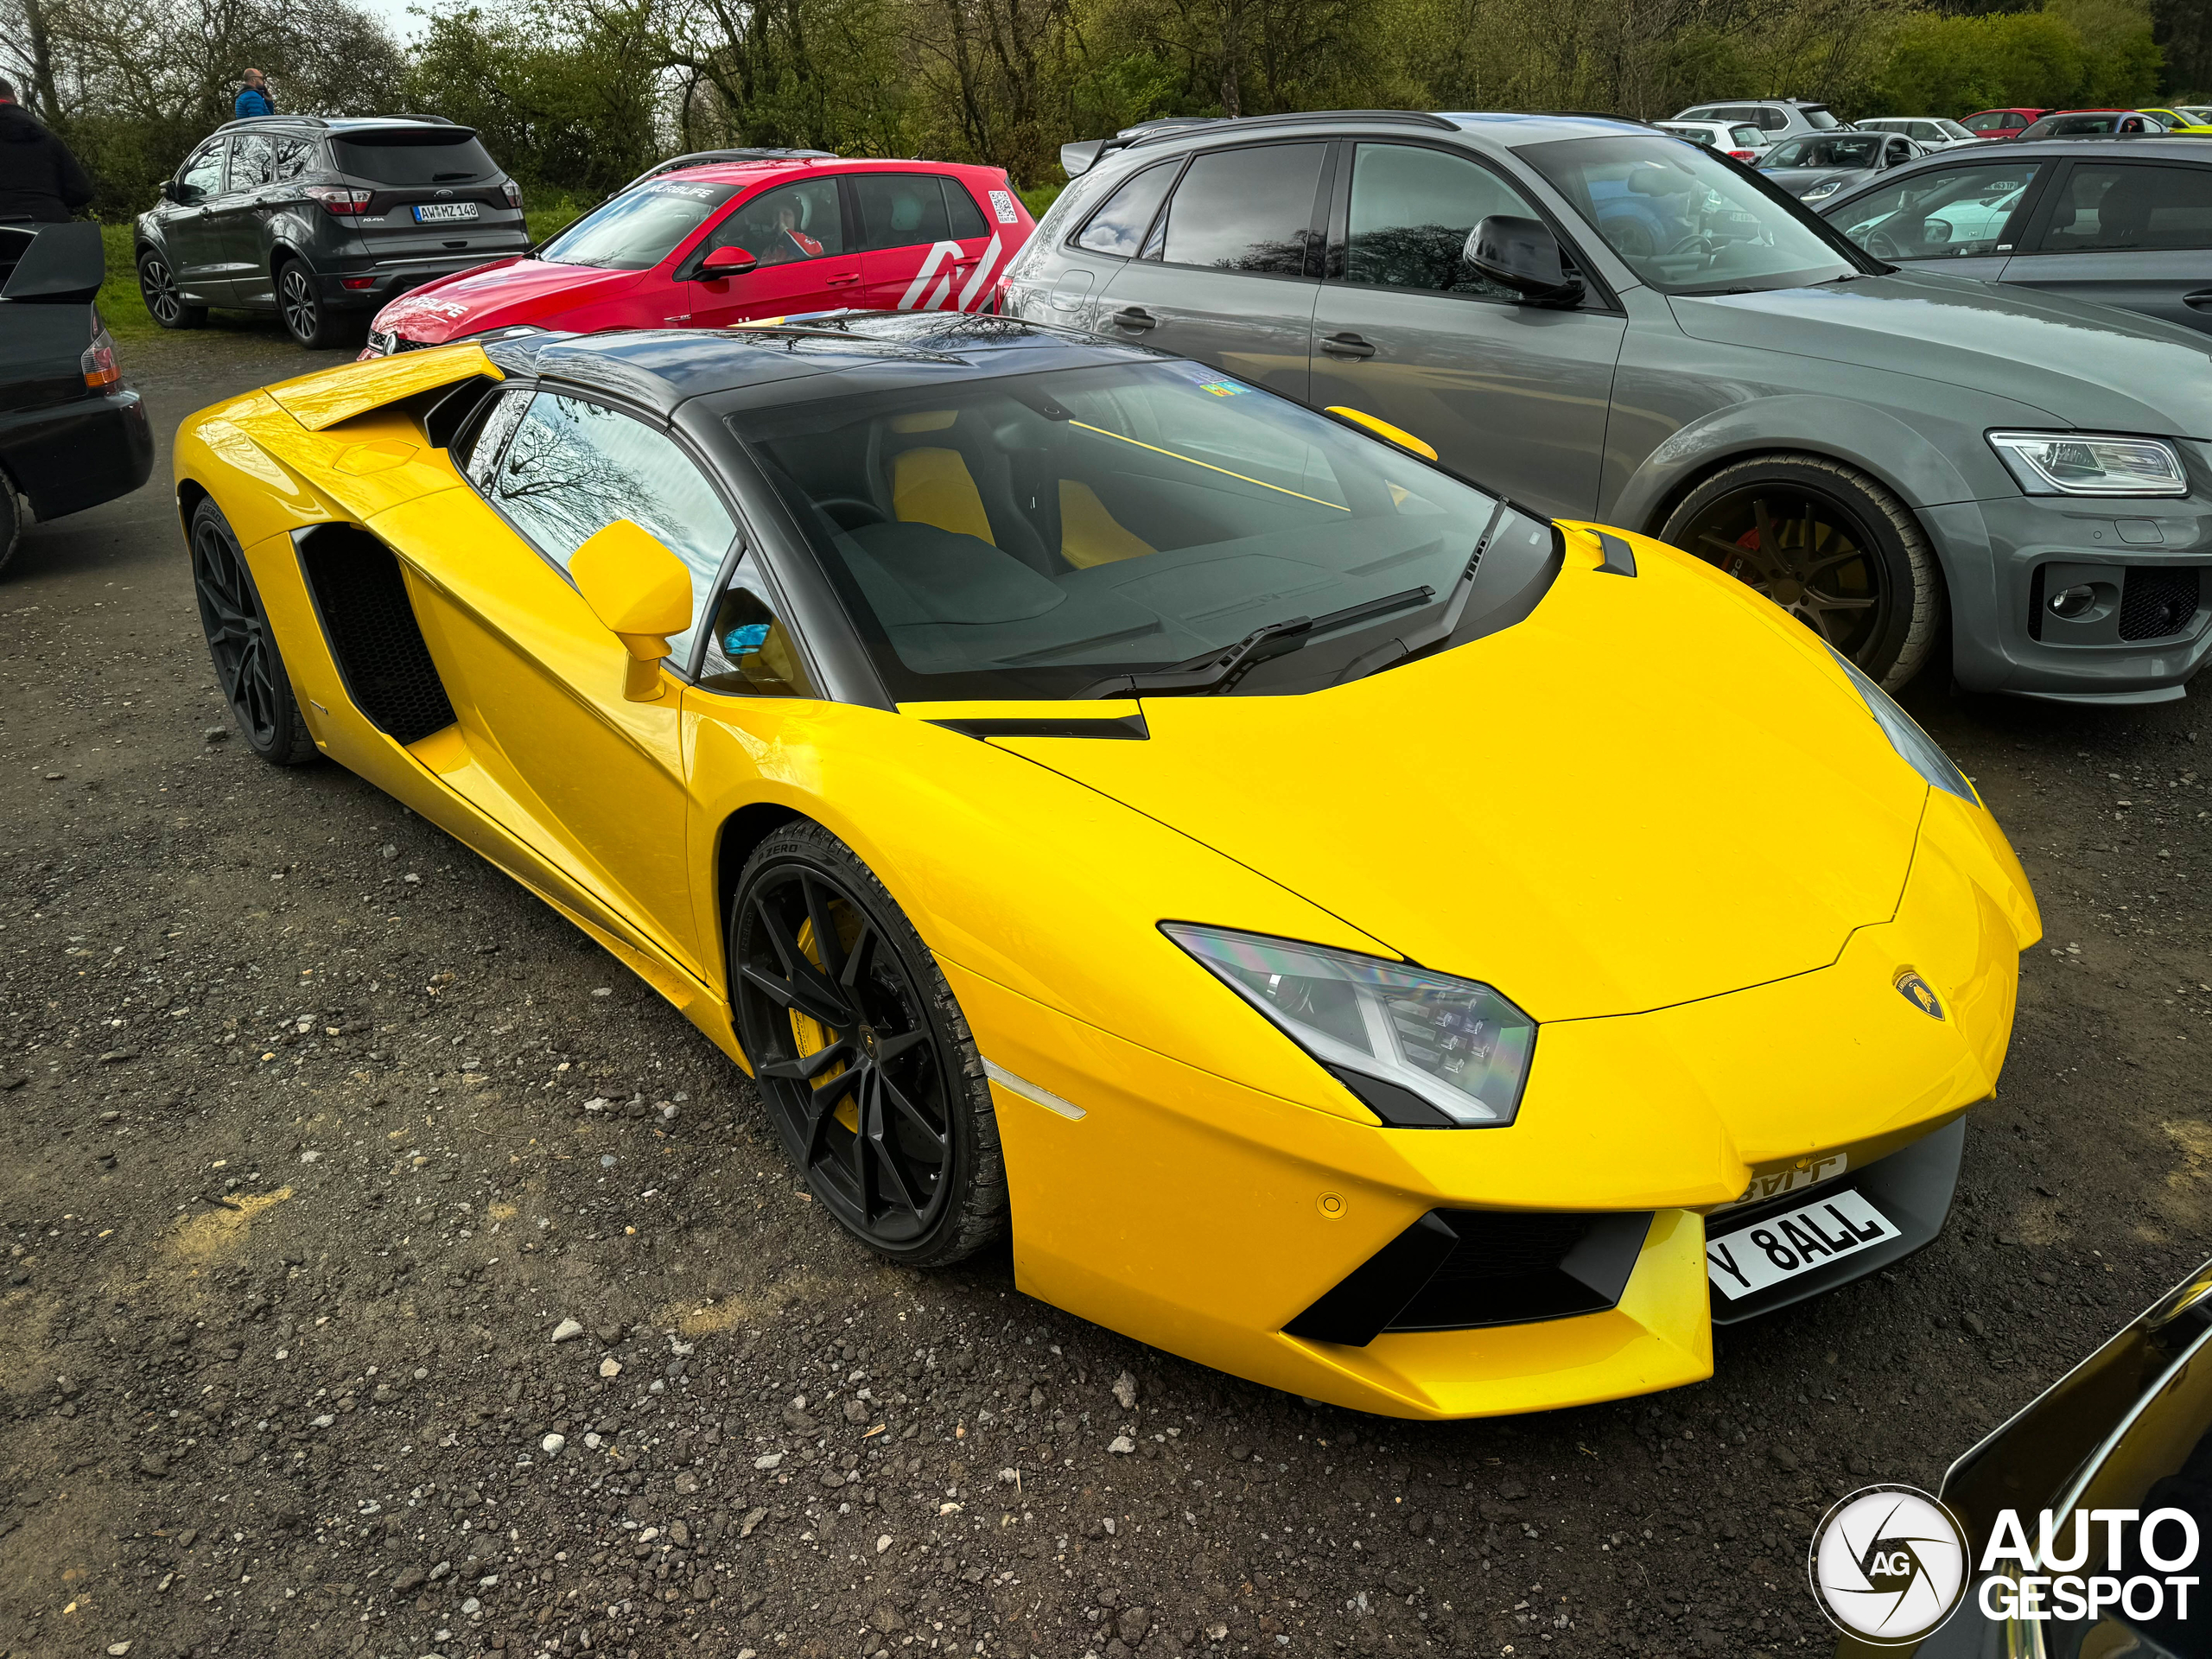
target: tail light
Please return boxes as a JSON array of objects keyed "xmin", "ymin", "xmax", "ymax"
[
  {"xmin": 502, "ymin": 180, "xmax": 523, "ymax": 208},
  {"xmin": 307, "ymin": 186, "xmax": 373, "ymax": 216},
  {"xmin": 81, "ymin": 326, "xmax": 121, "ymax": 393},
  {"xmin": 1729, "ymin": 149, "xmax": 1758, "ymax": 161}
]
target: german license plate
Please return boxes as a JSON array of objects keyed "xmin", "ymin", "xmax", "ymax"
[
  {"xmin": 1707, "ymin": 1191, "xmax": 1899, "ymax": 1300},
  {"xmin": 412, "ymin": 202, "xmax": 479, "ymax": 223}
]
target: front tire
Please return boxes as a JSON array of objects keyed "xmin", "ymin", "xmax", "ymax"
[
  {"xmin": 0, "ymin": 474, "xmax": 21, "ymax": 578},
  {"xmin": 1659, "ymin": 453, "xmax": 1941, "ymax": 690},
  {"xmin": 276, "ymin": 260, "xmax": 351, "ymax": 350},
  {"xmin": 189, "ymin": 499, "xmax": 319, "ymax": 766},
  {"xmin": 137, "ymin": 251, "xmax": 206, "ymax": 329},
  {"xmin": 731, "ymin": 823, "xmax": 1007, "ymax": 1267}
]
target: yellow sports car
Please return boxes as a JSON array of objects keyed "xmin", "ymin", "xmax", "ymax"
[
  {"xmin": 2139, "ymin": 106, "xmax": 2212, "ymax": 134},
  {"xmin": 174, "ymin": 315, "xmax": 2039, "ymax": 1420}
]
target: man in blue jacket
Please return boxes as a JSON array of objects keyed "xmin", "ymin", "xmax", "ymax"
[{"xmin": 234, "ymin": 69, "xmax": 274, "ymax": 119}]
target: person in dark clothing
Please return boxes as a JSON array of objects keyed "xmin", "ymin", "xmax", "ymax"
[
  {"xmin": 234, "ymin": 69, "xmax": 274, "ymax": 119},
  {"xmin": 0, "ymin": 79, "xmax": 94, "ymax": 225}
]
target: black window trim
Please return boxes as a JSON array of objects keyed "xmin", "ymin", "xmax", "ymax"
[
  {"xmin": 178, "ymin": 137, "xmax": 229, "ymax": 197},
  {"xmin": 1065, "ymin": 156, "xmax": 1185, "ymax": 262},
  {"xmin": 2013, "ymin": 154, "xmax": 2211, "ymax": 258},
  {"xmin": 1323, "ymin": 134, "xmax": 1624, "ymax": 315},
  {"xmin": 1129, "ymin": 137, "xmax": 1338, "ymax": 284}
]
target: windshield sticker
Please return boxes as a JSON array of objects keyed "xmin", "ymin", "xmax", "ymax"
[
  {"xmin": 639, "ymin": 181, "xmax": 721, "ymax": 200},
  {"xmin": 988, "ymin": 188, "xmax": 1021, "ymax": 225},
  {"xmin": 1164, "ymin": 360, "xmax": 1250, "ymax": 397}
]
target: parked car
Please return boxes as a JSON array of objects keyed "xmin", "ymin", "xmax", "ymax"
[
  {"xmin": 1853, "ymin": 116, "xmax": 1980, "ymax": 151},
  {"xmin": 359, "ymin": 154, "xmax": 1037, "ymax": 357},
  {"xmin": 1003, "ymin": 110, "xmax": 2212, "ymax": 702},
  {"xmin": 2016, "ymin": 109, "xmax": 2166, "ymax": 140},
  {"xmin": 1820, "ymin": 137, "xmax": 2212, "ymax": 336},
  {"xmin": 1960, "ymin": 107, "xmax": 2051, "ymax": 140},
  {"xmin": 1669, "ymin": 98, "xmax": 1845, "ymax": 143},
  {"xmin": 133, "ymin": 116, "xmax": 531, "ymax": 350},
  {"xmin": 171, "ymin": 315, "xmax": 2037, "ymax": 1418},
  {"xmin": 1654, "ymin": 118, "xmax": 1770, "ymax": 162},
  {"xmin": 0, "ymin": 222, "xmax": 154, "ymax": 574},
  {"xmin": 2139, "ymin": 105, "xmax": 2212, "ymax": 135},
  {"xmin": 1759, "ymin": 130, "xmax": 1926, "ymax": 203},
  {"xmin": 1836, "ymin": 1254, "xmax": 2212, "ymax": 1656}
]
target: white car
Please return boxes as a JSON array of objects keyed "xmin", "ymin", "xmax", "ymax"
[
  {"xmin": 1654, "ymin": 119, "xmax": 1770, "ymax": 163},
  {"xmin": 1853, "ymin": 116, "xmax": 1981, "ymax": 151}
]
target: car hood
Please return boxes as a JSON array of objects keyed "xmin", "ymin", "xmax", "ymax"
[
  {"xmin": 1668, "ymin": 269, "xmax": 2212, "ymax": 439},
  {"xmin": 978, "ymin": 532, "xmax": 1930, "ymax": 1023},
  {"xmin": 373, "ymin": 258, "xmax": 645, "ymax": 342},
  {"xmin": 1763, "ymin": 165, "xmax": 1872, "ymax": 196}
]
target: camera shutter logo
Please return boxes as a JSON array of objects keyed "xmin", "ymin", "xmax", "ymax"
[{"xmin": 1808, "ymin": 1485, "xmax": 1969, "ymax": 1643}]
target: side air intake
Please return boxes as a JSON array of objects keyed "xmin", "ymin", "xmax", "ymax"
[{"xmin": 295, "ymin": 524, "xmax": 457, "ymax": 746}]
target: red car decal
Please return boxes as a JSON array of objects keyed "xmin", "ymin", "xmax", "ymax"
[{"xmin": 361, "ymin": 159, "xmax": 1036, "ymax": 358}]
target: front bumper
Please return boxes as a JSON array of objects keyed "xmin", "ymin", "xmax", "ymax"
[
  {"xmin": 957, "ymin": 788, "xmax": 2036, "ymax": 1419},
  {"xmin": 320, "ymin": 243, "xmax": 529, "ymax": 314},
  {"xmin": 1928, "ymin": 489, "xmax": 2212, "ymax": 702}
]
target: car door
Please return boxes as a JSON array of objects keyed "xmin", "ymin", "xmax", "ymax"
[
  {"xmin": 1305, "ymin": 139, "xmax": 1626, "ymax": 518},
  {"xmin": 385, "ymin": 384, "xmax": 741, "ymax": 972},
  {"xmin": 1091, "ymin": 140, "xmax": 1331, "ymax": 403},
  {"xmin": 851, "ymin": 172, "xmax": 1001, "ymax": 312},
  {"xmin": 163, "ymin": 140, "xmax": 230, "ymax": 301},
  {"xmin": 1821, "ymin": 155, "xmax": 2048, "ymax": 282},
  {"xmin": 213, "ymin": 132, "xmax": 276, "ymax": 300},
  {"xmin": 683, "ymin": 175, "xmax": 860, "ymax": 326},
  {"xmin": 2000, "ymin": 157, "xmax": 2212, "ymax": 334}
]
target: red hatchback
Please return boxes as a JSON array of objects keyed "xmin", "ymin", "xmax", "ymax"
[
  {"xmin": 360, "ymin": 152, "xmax": 1036, "ymax": 356},
  {"xmin": 1959, "ymin": 107, "xmax": 2051, "ymax": 140}
]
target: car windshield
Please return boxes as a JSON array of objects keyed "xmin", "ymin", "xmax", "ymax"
[
  {"xmin": 536, "ymin": 180, "xmax": 741, "ymax": 270},
  {"xmin": 732, "ymin": 359, "xmax": 1542, "ymax": 701},
  {"xmin": 1802, "ymin": 105, "xmax": 1841, "ymax": 130},
  {"xmin": 1936, "ymin": 119, "xmax": 1976, "ymax": 139},
  {"xmin": 1765, "ymin": 135, "xmax": 1883, "ymax": 168},
  {"xmin": 1520, "ymin": 134, "xmax": 1861, "ymax": 295}
]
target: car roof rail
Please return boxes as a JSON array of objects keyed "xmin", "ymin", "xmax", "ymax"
[
  {"xmin": 1524, "ymin": 110, "xmax": 1655, "ymax": 125},
  {"xmin": 615, "ymin": 148, "xmax": 839, "ymax": 194},
  {"xmin": 1064, "ymin": 109, "xmax": 1458, "ymax": 176},
  {"xmin": 218, "ymin": 116, "xmax": 330, "ymax": 132}
]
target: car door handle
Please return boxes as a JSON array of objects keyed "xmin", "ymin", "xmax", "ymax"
[
  {"xmin": 1111, "ymin": 306, "xmax": 1156, "ymax": 330},
  {"xmin": 1321, "ymin": 332, "xmax": 1376, "ymax": 358},
  {"xmin": 825, "ymin": 273, "xmax": 861, "ymax": 287},
  {"xmin": 2186, "ymin": 289, "xmax": 2212, "ymax": 310}
]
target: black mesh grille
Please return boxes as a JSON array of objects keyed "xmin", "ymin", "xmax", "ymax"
[
  {"xmin": 296, "ymin": 525, "xmax": 457, "ymax": 745},
  {"xmin": 2118, "ymin": 567, "xmax": 2201, "ymax": 642}
]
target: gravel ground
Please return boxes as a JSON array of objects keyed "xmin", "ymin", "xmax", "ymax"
[{"xmin": 3, "ymin": 324, "xmax": 2210, "ymax": 1659}]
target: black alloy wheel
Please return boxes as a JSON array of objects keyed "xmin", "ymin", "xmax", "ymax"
[
  {"xmin": 137, "ymin": 251, "xmax": 206, "ymax": 329},
  {"xmin": 732, "ymin": 823, "xmax": 1006, "ymax": 1266},
  {"xmin": 189, "ymin": 500, "xmax": 318, "ymax": 765},
  {"xmin": 277, "ymin": 261, "xmax": 347, "ymax": 349},
  {"xmin": 0, "ymin": 474, "xmax": 20, "ymax": 579},
  {"xmin": 1659, "ymin": 453, "xmax": 1941, "ymax": 690}
]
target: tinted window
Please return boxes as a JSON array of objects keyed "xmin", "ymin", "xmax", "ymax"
[
  {"xmin": 2038, "ymin": 163, "xmax": 2212, "ymax": 253},
  {"xmin": 1827, "ymin": 161, "xmax": 2041, "ymax": 259},
  {"xmin": 1758, "ymin": 108, "xmax": 1790, "ymax": 130},
  {"xmin": 708, "ymin": 179, "xmax": 844, "ymax": 266},
  {"xmin": 275, "ymin": 137, "xmax": 315, "ymax": 182},
  {"xmin": 1801, "ymin": 105, "xmax": 1840, "ymax": 130},
  {"xmin": 459, "ymin": 387, "xmax": 531, "ymax": 488},
  {"xmin": 178, "ymin": 143, "xmax": 225, "ymax": 199},
  {"xmin": 1341, "ymin": 143, "xmax": 1539, "ymax": 300},
  {"xmin": 537, "ymin": 181, "xmax": 741, "ymax": 270},
  {"xmin": 330, "ymin": 131, "xmax": 500, "ymax": 186},
  {"xmin": 945, "ymin": 181, "xmax": 989, "ymax": 240},
  {"xmin": 1158, "ymin": 143, "xmax": 1325, "ymax": 275},
  {"xmin": 698, "ymin": 552, "xmax": 815, "ymax": 698},
  {"xmin": 229, "ymin": 134, "xmax": 276, "ymax": 192},
  {"xmin": 492, "ymin": 395, "xmax": 736, "ymax": 664},
  {"xmin": 1074, "ymin": 162, "xmax": 1177, "ymax": 257},
  {"xmin": 855, "ymin": 175, "xmax": 951, "ymax": 250}
]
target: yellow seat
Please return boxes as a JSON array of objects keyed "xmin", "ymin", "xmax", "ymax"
[
  {"xmin": 1058, "ymin": 480, "xmax": 1154, "ymax": 568},
  {"xmin": 893, "ymin": 447, "xmax": 995, "ymax": 545}
]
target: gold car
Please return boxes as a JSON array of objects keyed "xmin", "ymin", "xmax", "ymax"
[{"xmin": 174, "ymin": 315, "xmax": 2039, "ymax": 1419}]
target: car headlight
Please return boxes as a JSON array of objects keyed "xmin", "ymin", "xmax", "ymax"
[
  {"xmin": 1822, "ymin": 643, "xmax": 1978, "ymax": 804},
  {"xmin": 1987, "ymin": 431, "xmax": 2189, "ymax": 497},
  {"xmin": 1802, "ymin": 177, "xmax": 1845, "ymax": 201},
  {"xmin": 1161, "ymin": 923, "xmax": 1535, "ymax": 1128}
]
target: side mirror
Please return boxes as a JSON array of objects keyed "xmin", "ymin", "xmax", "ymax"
[
  {"xmin": 1465, "ymin": 216, "xmax": 1584, "ymax": 306},
  {"xmin": 161, "ymin": 179, "xmax": 184, "ymax": 204},
  {"xmin": 569, "ymin": 520, "xmax": 694, "ymax": 702},
  {"xmin": 697, "ymin": 245, "xmax": 757, "ymax": 279}
]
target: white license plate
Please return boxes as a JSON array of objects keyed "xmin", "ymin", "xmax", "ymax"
[
  {"xmin": 412, "ymin": 202, "xmax": 479, "ymax": 223},
  {"xmin": 1707, "ymin": 1190, "xmax": 1899, "ymax": 1300}
]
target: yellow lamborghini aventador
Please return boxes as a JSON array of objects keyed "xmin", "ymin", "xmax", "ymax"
[{"xmin": 173, "ymin": 313, "xmax": 2039, "ymax": 1420}]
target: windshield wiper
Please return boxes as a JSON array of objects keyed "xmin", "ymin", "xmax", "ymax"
[
  {"xmin": 1078, "ymin": 584, "xmax": 1438, "ymax": 699},
  {"xmin": 1327, "ymin": 501, "xmax": 1510, "ymax": 687}
]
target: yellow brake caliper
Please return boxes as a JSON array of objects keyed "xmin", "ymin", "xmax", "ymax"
[{"xmin": 792, "ymin": 912, "xmax": 861, "ymax": 1135}]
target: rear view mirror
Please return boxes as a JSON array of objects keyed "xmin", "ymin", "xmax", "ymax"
[
  {"xmin": 697, "ymin": 245, "xmax": 757, "ymax": 278},
  {"xmin": 1, "ymin": 220, "xmax": 105, "ymax": 303},
  {"xmin": 1465, "ymin": 216, "xmax": 1584, "ymax": 307},
  {"xmin": 569, "ymin": 520, "xmax": 695, "ymax": 702}
]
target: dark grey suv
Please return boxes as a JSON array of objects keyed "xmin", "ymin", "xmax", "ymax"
[
  {"xmin": 133, "ymin": 116, "xmax": 531, "ymax": 349},
  {"xmin": 1004, "ymin": 111, "xmax": 2212, "ymax": 702}
]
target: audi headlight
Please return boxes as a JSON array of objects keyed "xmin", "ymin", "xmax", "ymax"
[
  {"xmin": 1161, "ymin": 924, "xmax": 1535, "ymax": 1128},
  {"xmin": 1988, "ymin": 431, "xmax": 2189, "ymax": 498},
  {"xmin": 1802, "ymin": 177, "xmax": 1846, "ymax": 201},
  {"xmin": 1823, "ymin": 643, "xmax": 1978, "ymax": 804}
]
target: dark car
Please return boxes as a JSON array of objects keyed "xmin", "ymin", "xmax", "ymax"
[
  {"xmin": 2016, "ymin": 109, "xmax": 2166, "ymax": 140},
  {"xmin": 132, "ymin": 115, "xmax": 531, "ymax": 349},
  {"xmin": 0, "ymin": 222, "xmax": 155, "ymax": 574},
  {"xmin": 1836, "ymin": 1254, "xmax": 2212, "ymax": 1656},
  {"xmin": 1758, "ymin": 130, "xmax": 1926, "ymax": 207},
  {"xmin": 1002, "ymin": 110, "xmax": 2212, "ymax": 704},
  {"xmin": 1820, "ymin": 137, "xmax": 2212, "ymax": 336}
]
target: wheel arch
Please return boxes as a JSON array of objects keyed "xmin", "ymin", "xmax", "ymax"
[
  {"xmin": 714, "ymin": 801, "xmax": 811, "ymax": 985},
  {"xmin": 175, "ymin": 476, "xmax": 213, "ymax": 539}
]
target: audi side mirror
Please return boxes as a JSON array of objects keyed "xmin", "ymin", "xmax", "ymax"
[
  {"xmin": 161, "ymin": 180, "xmax": 182, "ymax": 204},
  {"xmin": 1465, "ymin": 216, "xmax": 1584, "ymax": 307},
  {"xmin": 696, "ymin": 245, "xmax": 757, "ymax": 279}
]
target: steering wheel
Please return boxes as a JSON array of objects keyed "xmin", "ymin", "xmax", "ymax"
[
  {"xmin": 817, "ymin": 496, "xmax": 889, "ymax": 531},
  {"xmin": 1866, "ymin": 228, "xmax": 1904, "ymax": 259},
  {"xmin": 1666, "ymin": 232, "xmax": 1711, "ymax": 257}
]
